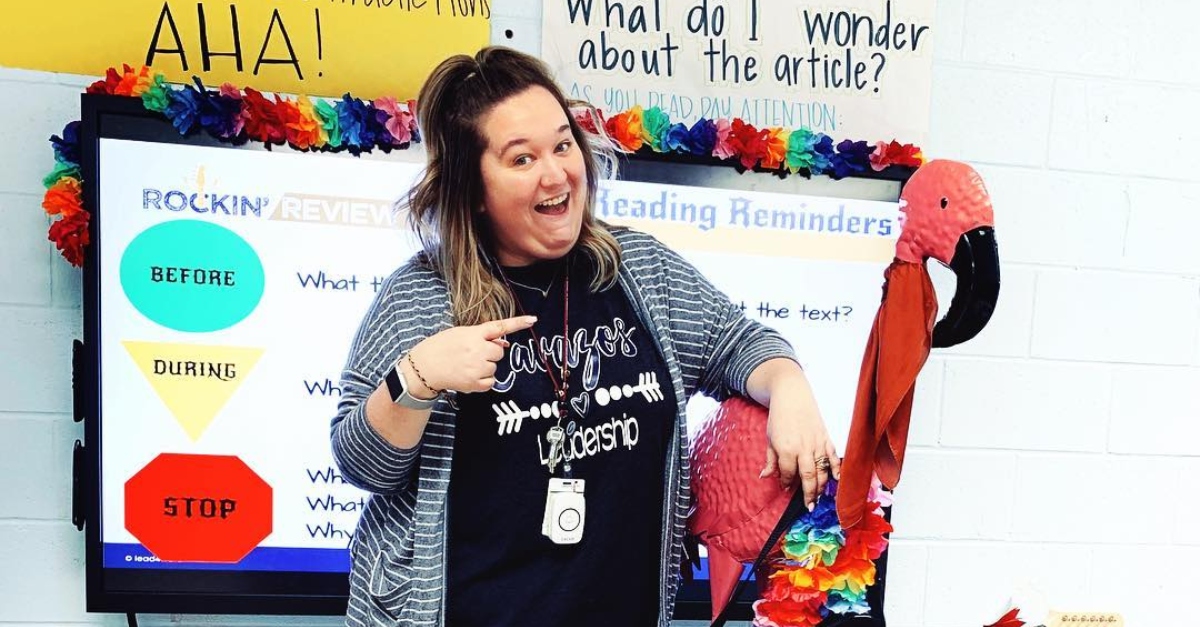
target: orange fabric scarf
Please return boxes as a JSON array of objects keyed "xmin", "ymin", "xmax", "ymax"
[{"xmin": 836, "ymin": 260, "xmax": 938, "ymax": 529}]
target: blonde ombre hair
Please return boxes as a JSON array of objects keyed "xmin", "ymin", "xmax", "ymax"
[{"xmin": 402, "ymin": 46, "xmax": 622, "ymax": 326}]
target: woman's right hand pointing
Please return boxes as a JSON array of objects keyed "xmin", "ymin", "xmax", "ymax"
[{"xmin": 406, "ymin": 315, "xmax": 538, "ymax": 395}]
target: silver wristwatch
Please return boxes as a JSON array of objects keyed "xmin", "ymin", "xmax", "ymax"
[{"xmin": 384, "ymin": 358, "xmax": 438, "ymax": 410}]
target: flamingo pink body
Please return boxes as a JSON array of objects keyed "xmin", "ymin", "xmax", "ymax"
[{"xmin": 688, "ymin": 396, "xmax": 788, "ymax": 620}]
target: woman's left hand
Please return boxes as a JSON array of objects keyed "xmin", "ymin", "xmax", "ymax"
[
  {"xmin": 761, "ymin": 385, "xmax": 841, "ymax": 510},
  {"xmin": 746, "ymin": 359, "xmax": 841, "ymax": 511}
]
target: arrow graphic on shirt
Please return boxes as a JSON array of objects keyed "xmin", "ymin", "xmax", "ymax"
[
  {"xmin": 493, "ymin": 400, "xmax": 562, "ymax": 436},
  {"xmin": 594, "ymin": 371, "xmax": 664, "ymax": 407},
  {"xmin": 634, "ymin": 372, "xmax": 665, "ymax": 402}
]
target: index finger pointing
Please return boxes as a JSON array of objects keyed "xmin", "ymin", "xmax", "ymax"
[{"xmin": 481, "ymin": 315, "xmax": 537, "ymax": 340}]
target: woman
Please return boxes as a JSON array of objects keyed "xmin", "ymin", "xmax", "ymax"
[{"xmin": 331, "ymin": 46, "xmax": 841, "ymax": 627}]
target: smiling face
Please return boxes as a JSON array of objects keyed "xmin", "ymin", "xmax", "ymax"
[{"xmin": 477, "ymin": 86, "xmax": 587, "ymax": 267}]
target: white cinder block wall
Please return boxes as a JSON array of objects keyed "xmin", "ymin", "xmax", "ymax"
[{"xmin": 3, "ymin": 1, "xmax": 1197, "ymax": 626}]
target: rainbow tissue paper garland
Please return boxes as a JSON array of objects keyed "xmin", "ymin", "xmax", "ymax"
[
  {"xmin": 752, "ymin": 476, "xmax": 894, "ymax": 627},
  {"xmin": 41, "ymin": 64, "xmax": 924, "ymax": 267},
  {"xmin": 574, "ymin": 105, "xmax": 923, "ymax": 178},
  {"xmin": 41, "ymin": 64, "xmax": 421, "ymax": 266}
]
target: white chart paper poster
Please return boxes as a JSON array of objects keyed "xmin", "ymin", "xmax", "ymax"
[{"xmin": 542, "ymin": 0, "xmax": 937, "ymax": 145}]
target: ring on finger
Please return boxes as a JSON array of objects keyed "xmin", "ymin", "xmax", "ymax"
[{"xmin": 815, "ymin": 456, "xmax": 831, "ymax": 471}]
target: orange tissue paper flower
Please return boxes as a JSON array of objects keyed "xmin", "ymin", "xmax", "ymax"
[
  {"xmin": 42, "ymin": 177, "xmax": 83, "ymax": 218},
  {"xmin": 777, "ymin": 561, "xmax": 839, "ymax": 592},
  {"xmin": 116, "ymin": 65, "xmax": 152, "ymax": 97},
  {"xmin": 761, "ymin": 127, "xmax": 789, "ymax": 170},
  {"xmin": 85, "ymin": 64, "xmax": 151, "ymax": 97},
  {"xmin": 281, "ymin": 96, "xmax": 323, "ymax": 150},
  {"xmin": 604, "ymin": 106, "xmax": 645, "ymax": 152}
]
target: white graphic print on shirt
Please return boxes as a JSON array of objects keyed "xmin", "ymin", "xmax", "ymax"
[
  {"xmin": 486, "ymin": 317, "xmax": 664, "ymax": 470},
  {"xmin": 493, "ymin": 317, "xmax": 637, "ymax": 393}
]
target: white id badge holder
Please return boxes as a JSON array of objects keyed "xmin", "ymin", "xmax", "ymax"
[{"xmin": 542, "ymin": 477, "xmax": 586, "ymax": 545}]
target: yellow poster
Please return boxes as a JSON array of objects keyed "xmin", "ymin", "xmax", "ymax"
[{"xmin": 0, "ymin": 0, "xmax": 490, "ymax": 100}]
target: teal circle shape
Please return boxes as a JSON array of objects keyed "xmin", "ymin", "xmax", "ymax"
[{"xmin": 120, "ymin": 220, "xmax": 264, "ymax": 332}]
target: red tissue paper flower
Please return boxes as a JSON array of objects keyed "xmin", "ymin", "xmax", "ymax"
[
  {"xmin": 984, "ymin": 608, "xmax": 1025, "ymax": 627},
  {"xmin": 752, "ymin": 572, "xmax": 827, "ymax": 627},
  {"xmin": 572, "ymin": 106, "xmax": 603, "ymax": 135},
  {"xmin": 48, "ymin": 210, "xmax": 91, "ymax": 267},
  {"xmin": 241, "ymin": 87, "xmax": 286, "ymax": 144},
  {"xmin": 85, "ymin": 64, "xmax": 149, "ymax": 96},
  {"xmin": 86, "ymin": 66, "xmax": 125, "ymax": 95},
  {"xmin": 870, "ymin": 140, "xmax": 924, "ymax": 171},
  {"xmin": 728, "ymin": 119, "xmax": 762, "ymax": 169}
]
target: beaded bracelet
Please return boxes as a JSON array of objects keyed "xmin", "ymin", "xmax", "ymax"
[{"xmin": 405, "ymin": 351, "xmax": 445, "ymax": 396}]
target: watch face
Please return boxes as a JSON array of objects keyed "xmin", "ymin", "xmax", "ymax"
[
  {"xmin": 385, "ymin": 365, "xmax": 404, "ymax": 403},
  {"xmin": 385, "ymin": 362, "xmax": 436, "ymax": 409}
]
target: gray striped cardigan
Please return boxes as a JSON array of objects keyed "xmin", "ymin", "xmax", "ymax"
[{"xmin": 331, "ymin": 227, "xmax": 796, "ymax": 626}]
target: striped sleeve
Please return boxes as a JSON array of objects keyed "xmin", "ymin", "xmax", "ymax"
[
  {"xmin": 656, "ymin": 238, "xmax": 798, "ymax": 399},
  {"xmin": 330, "ymin": 262, "xmax": 448, "ymax": 495}
]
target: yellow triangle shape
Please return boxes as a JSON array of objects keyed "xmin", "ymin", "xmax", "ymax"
[{"xmin": 123, "ymin": 341, "xmax": 264, "ymax": 441}]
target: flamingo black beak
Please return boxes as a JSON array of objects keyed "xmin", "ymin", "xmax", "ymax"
[{"xmin": 932, "ymin": 226, "xmax": 1000, "ymax": 348}]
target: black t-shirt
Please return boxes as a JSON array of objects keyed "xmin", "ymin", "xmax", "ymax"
[{"xmin": 445, "ymin": 253, "xmax": 677, "ymax": 627}]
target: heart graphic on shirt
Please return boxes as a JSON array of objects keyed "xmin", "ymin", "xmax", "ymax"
[{"xmin": 570, "ymin": 392, "xmax": 590, "ymax": 418}]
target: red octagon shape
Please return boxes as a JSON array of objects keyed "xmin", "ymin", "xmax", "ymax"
[{"xmin": 125, "ymin": 453, "xmax": 272, "ymax": 563}]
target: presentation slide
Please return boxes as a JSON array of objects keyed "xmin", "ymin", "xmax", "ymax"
[{"xmin": 97, "ymin": 137, "xmax": 900, "ymax": 572}]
